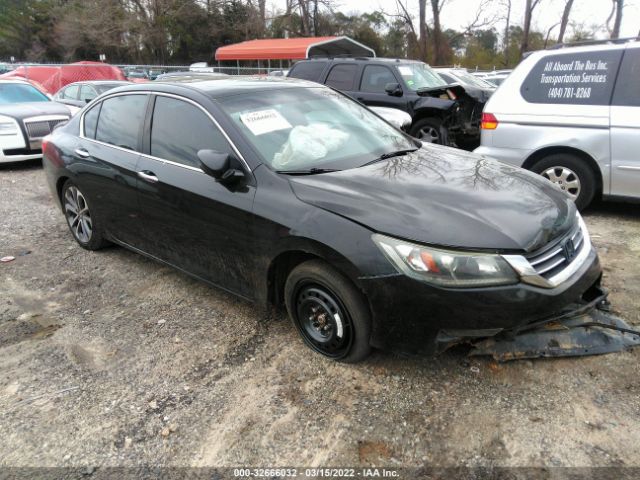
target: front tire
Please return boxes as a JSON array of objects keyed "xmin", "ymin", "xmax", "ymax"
[
  {"xmin": 410, "ymin": 117, "xmax": 444, "ymax": 144},
  {"xmin": 530, "ymin": 153, "xmax": 596, "ymax": 210},
  {"xmin": 285, "ymin": 260, "xmax": 372, "ymax": 363},
  {"xmin": 62, "ymin": 180, "xmax": 109, "ymax": 250}
]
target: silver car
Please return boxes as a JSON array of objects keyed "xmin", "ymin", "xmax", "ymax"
[{"xmin": 475, "ymin": 40, "xmax": 640, "ymax": 209}]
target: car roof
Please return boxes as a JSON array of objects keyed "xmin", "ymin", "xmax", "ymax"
[
  {"xmin": 301, "ymin": 57, "xmax": 424, "ymax": 65},
  {"xmin": 66, "ymin": 80, "xmax": 130, "ymax": 86},
  {"xmin": 105, "ymin": 76, "xmax": 319, "ymax": 99},
  {"xmin": 0, "ymin": 78, "xmax": 33, "ymax": 85}
]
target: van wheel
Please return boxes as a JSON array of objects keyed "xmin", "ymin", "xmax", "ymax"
[
  {"xmin": 285, "ymin": 260, "xmax": 372, "ymax": 363},
  {"xmin": 530, "ymin": 153, "xmax": 596, "ymax": 210},
  {"xmin": 410, "ymin": 118, "xmax": 443, "ymax": 144}
]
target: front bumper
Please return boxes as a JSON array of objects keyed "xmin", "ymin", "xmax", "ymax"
[
  {"xmin": 0, "ymin": 150, "xmax": 43, "ymax": 164},
  {"xmin": 360, "ymin": 246, "xmax": 602, "ymax": 354}
]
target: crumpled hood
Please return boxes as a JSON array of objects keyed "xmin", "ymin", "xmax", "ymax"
[
  {"xmin": 0, "ymin": 102, "xmax": 71, "ymax": 120},
  {"xmin": 288, "ymin": 144, "xmax": 576, "ymax": 252}
]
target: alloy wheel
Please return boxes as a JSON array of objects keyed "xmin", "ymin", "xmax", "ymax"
[
  {"xmin": 416, "ymin": 126, "xmax": 440, "ymax": 143},
  {"xmin": 64, "ymin": 186, "xmax": 93, "ymax": 243},
  {"xmin": 541, "ymin": 166, "xmax": 581, "ymax": 200},
  {"xmin": 295, "ymin": 283, "xmax": 353, "ymax": 358}
]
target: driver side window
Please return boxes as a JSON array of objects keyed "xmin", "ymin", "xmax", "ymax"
[
  {"xmin": 150, "ymin": 96, "xmax": 232, "ymax": 168},
  {"xmin": 360, "ymin": 65, "xmax": 397, "ymax": 93}
]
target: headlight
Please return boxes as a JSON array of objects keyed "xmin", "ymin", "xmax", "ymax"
[
  {"xmin": 372, "ymin": 233, "xmax": 518, "ymax": 287},
  {"xmin": 0, "ymin": 116, "xmax": 18, "ymax": 136}
]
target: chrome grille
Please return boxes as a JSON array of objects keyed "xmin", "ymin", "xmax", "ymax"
[
  {"xmin": 24, "ymin": 118, "xmax": 68, "ymax": 139},
  {"xmin": 527, "ymin": 223, "xmax": 585, "ymax": 280}
]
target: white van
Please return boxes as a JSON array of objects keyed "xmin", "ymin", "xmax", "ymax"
[{"xmin": 475, "ymin": 39, "xmax": 640, "ymax": 209}]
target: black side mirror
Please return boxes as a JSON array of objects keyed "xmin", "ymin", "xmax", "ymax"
[
  {"xmin": 385, "ymin": 82, "xmax": 403, "ymax": 97},
  {"xmin": 197, "ymin": 149, "xmax": 244, "ymax": 184},
  {"xmin": 85, "ymin": 98, "xmax": 93, "ymax": 104}
]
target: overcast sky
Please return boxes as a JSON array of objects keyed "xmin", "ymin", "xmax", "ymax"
[{"xmin": 268, "ymin": 0, "xmax": 639, "ymax": 40}]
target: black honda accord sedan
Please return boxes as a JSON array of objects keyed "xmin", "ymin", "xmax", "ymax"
[{"xmin": 42, "ymin": 78, "xmax": 602, "ymax": 362}]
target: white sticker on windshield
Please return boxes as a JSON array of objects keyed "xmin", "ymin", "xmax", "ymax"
[
  {"xmin": 240, "ymin": 109, "xmax": 292, "ymax": 136},
  {"xmin": 398, "ymin": 66, "xmax": 413, "ymax": 76}
]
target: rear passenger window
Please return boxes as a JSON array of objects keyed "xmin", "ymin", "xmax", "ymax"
[
  {"xmin": 520, "ymin": 49, "xmax": 623, "ymax": 105},
  {"xmin": 95, "ymin": 94, "xmax": 147, "ymax": 150},
  {"xmin": 82, "ymin": 103, "xmax": 101, "ymax": 139},
  {"xmin": 325, "ymin": 64, "xmax": 358, "ymax": 90},
  {"xmin": 150, "ymin": 96, "xmax": 231, "ymax": 168},
  {"xmin": 288, "ymin": 61, "xmax": 327, "ymax": 81},
  {"xmin": 361, "ymin": 65, "xmax": 397, "ymax": 93},
  {"xmin": 612, "ymin": 48, "xmax": 640, "ymax": 106},
  {"xmin": 62, "ymin": 84, "xmax": 80, "ymax": 99}
]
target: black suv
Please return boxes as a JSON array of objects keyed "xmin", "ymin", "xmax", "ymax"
[{"xmin": 288, "ymin": 57, "xmax": 493, "ymax": 150}]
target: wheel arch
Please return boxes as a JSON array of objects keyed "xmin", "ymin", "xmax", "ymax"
[
  {"xmin": 411, "ymin": 108, "xmax": 445, "ymax": 127},
  {"xmin": 265, "ymin": 242, "xmax": 364, "ymax": 309},
  {"xmin": 522, "ymin": 146, "xmax": 603, "ymax": 198},
  {"xmin": 56, "ymin": 176, "xmax": 70, "ymax": 205}
]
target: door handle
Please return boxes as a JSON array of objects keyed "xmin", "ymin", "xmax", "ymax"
[
  {"xmin": 137, "ymin": 170, "xmax": 159, "ymax": 183},
  {"xmin": 74, "ymin": 148, "xmax": 90, "ymax": 158}
]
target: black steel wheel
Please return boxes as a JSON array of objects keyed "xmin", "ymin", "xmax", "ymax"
[
  {"xmin": 295, "ymin": 283, "xmax": 353, "ymax": 358},
  {"xmin": 285, "ymin": 260, "xmax": 372, "ymax": 363}
]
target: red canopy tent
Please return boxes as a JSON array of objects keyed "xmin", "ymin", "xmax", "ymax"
[
  {"xmin": 215, "ymin": 36, "xmax": 376, "ymax": 62},
  {"xmin": 0, "ymin": 61, "xmax": 126, "ymax": 94}
]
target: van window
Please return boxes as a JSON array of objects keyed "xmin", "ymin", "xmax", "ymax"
[
  {"xmin": 325, "ymin": 64, "xmax": 358, "ymax": 90},
  {"xmin": 288, "ymin": 61, "xmax": 327, "ymax": 82},
  {"xmin": 520, "ymin": 49, "xmax": 623, "ymax": 105},
  {"xmin": 612, "ymin": 48, "xmax": 640, "ymax": 107}
]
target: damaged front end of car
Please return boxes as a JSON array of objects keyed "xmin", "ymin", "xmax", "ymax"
[
  {"xmin": 414, "ymin": 84, "xmax": 487, "ymax": 149},
  {"xmin": 435, "ymin": 285, "xmax": 640, "ymax": 361}
]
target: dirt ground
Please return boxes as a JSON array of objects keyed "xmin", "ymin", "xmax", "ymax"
[{"xmin": 1, "ymin": 160, "xmax": 639, "ymax": 472}]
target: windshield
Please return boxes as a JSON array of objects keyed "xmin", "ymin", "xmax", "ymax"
[
  {"xmin": 219, "ymin": 87, "xmax": 415, "ymax": 172},
  {"xmin": 451, "ymin": 70, "xmax": 495, "ymax": 89},
  {"xmin": 396, "ymin": 63, "xmax": 447, "ymax": 91},
  {"xmin": 0, "ymin": 83, "xmax": 49, "ymax": 104}
]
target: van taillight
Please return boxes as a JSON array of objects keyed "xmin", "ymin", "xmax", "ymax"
[{"xmin": 481, "ymin": 113, "xmax": 498, "ymax": 130}]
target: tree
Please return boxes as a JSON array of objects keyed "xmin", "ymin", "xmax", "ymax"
[
  {"xmin": 557, "ymin": 0, "xmax": 574, "ymax": 44},
  {"xmin": 521, "ymin": 0, "xmax": 542, "ymax": 57},
  {"xmin": 607, "ymin": 0, "xmax": 624, "ymax": 39},
  {"xmin": 502, "ymin": 0, "xmax": 512, "ymax": 66}
]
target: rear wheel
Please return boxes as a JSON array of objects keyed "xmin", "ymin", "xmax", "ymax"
[
  {"xmin": 62, "ymin": 180, "xmax": 109, "ymax": 250},
  {"xmin": 410, "ymin": 117, "xmax": 443, "ymax": 144},
  {"xmin": 285, "ymin": 260, "xmax": 372, "ymax": 363},
  {"xmin": 530, "ymin": 153, "xmax": 596, "ymax": 210}
]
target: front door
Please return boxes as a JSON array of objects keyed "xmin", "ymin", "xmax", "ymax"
[
  {"xmin": 356, "ymin": 64, "xmax": 408, "ymax": 111},
  {"xmin": 134, "ymin": 94, "xmax": 257, "ymax": 298},
  {"xmin": 610, "ymin": 46, "xmax": 640, "ymax": 198}
]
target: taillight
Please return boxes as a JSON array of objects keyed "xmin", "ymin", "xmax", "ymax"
[{"xmin": 481, "ymin": 113, "xmax": 498, "ymax": 130}]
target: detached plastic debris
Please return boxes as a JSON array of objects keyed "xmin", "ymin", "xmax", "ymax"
[
  {"xmin": 470, "ymin": 293, "xmax": 640, "ymax": 361},
  {"xmin": 1, "ymin": 256, "xmax": 16, "ymax": 263}
]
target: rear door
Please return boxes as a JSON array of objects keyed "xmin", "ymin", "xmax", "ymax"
[
  {"xmin": 135, "ymin": 94, "xmax": 257, "ymax": 297},
  {"xmin": 610, "ymin": 46, "xmax": 640, "ymax": 198},
  {"xmin": 357, "ymin": 64, "xmax": 408, "ymax": 110},
  {"xmin": 323, "ymin": 63, "xmax": 360, "ymax": 100},
  {"xmin": 76, "ymin": 93, "xmax": 148, "ymax": 245},
  {"xmin": 57, "ymin": 84, "xmax": 83, "ymax": 107},
  {"xmin": 79, "ymin": 85, "xmax": 99, "ymax": 106}
]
